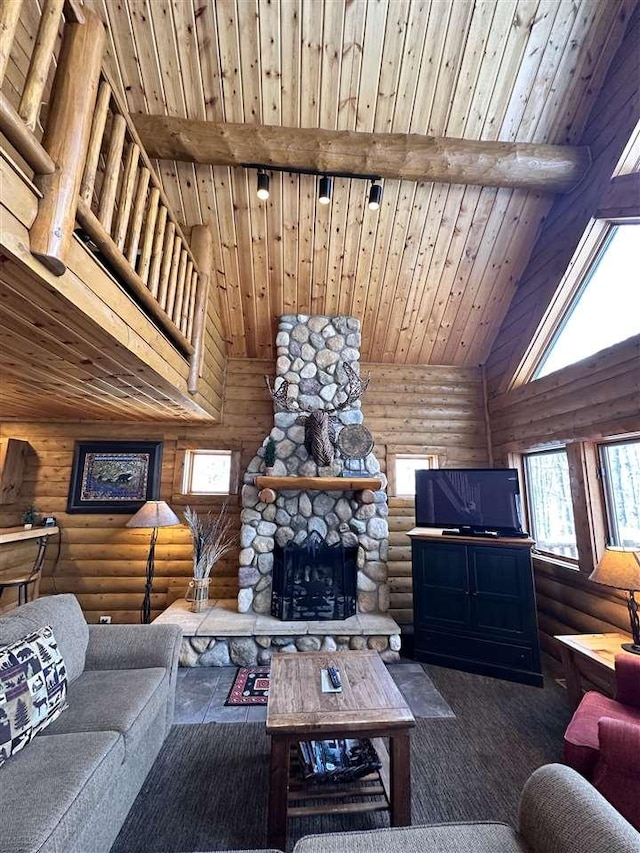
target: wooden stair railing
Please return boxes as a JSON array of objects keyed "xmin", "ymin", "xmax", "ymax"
[
  {"xmin": 75, "ymin": 68, "xmax": 207, "ymax": 358},
  {"xmin": 1, "ymin": 2, "xmax": 211, "ymax": 380}
]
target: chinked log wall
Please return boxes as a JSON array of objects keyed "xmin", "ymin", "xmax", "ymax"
[
  {"xmin": 0, "ymin": 360, "xmax": 488, "ymax": 623},
  {"xmin": 485, "ymin": 6, "xmax": 640, "ymax": 664}
]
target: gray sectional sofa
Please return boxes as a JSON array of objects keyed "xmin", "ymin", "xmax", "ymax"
[{"xmin": 0, "ymin": 594, "xmax": 182, "ymax": 853}]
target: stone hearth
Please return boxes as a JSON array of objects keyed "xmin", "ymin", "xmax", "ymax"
[{"xmin": 155, "ymin": 599, "xmax": 401, "ymax": 667}]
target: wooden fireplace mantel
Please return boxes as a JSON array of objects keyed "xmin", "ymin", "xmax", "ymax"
[{"xmin": 255, "ymin": 476, "xmax": 382, "ymax": 491}]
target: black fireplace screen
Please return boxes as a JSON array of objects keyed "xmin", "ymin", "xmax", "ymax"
[{"xmin": 271, "ymin": 532, "xmax": 357, "ymax": 621}]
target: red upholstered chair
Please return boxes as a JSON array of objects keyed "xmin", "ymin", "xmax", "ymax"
[{"xmin": 564, "ymin": 653, "xmax": 640, "ymax": 829}]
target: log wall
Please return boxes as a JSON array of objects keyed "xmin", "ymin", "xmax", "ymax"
[
  {"xmin": 486, "ymin": 8, "xmax": 640, "ymax": 662},
  {"xmin": 0, "ymin": 360, "xmax": 489, "ymax": 623}
]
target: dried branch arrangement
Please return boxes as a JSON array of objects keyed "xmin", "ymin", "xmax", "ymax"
[{"xmin": 183, "ymin": 504, "xmax": 236, "ymax": 579}]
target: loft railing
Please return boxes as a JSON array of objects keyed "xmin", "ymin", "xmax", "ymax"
[
  {"xmin": 75, "ymin": 70, "xmax": 205, "ymax": 358},
  {"xmin": 0, "ymin": 0, "xmax": 210, "ymax": 381},
  {"xmin": 0, "ymin": 0, "xmax": 77, "ymax": 176}
]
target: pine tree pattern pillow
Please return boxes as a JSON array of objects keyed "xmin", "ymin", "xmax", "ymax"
[{"xmin": 0, "ymin": 625, "xmax": 68, "ymax": 767}]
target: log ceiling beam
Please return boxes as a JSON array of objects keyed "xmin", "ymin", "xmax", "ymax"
[{"xmin": 132, "ymin": 117, "xmax": 591, "ymax": 194}]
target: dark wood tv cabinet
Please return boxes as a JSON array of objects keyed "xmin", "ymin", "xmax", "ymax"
[{"xmin": 408, "ymin": 529, "xmax": 543, "ymax": 687}]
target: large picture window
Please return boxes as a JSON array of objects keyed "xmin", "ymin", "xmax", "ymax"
[
  {"xmin": 599, "ymin": 439, "xmax": 640, "ymax": 548},
  {"xmin": 524, "ymin": 449, "xmax": 578, "ymax": 560},
  {"xmin": 533, "ymin": 224, "xmax": 640, "ymax": 379}
]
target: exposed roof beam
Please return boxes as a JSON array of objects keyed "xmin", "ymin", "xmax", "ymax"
[{"xmin": 132, "ymin": 117, "xmax": 591, "ymax": 193}]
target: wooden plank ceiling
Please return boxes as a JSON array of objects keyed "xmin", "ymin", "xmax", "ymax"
[{"xmin": 7, "ymin": 0, "xmax": 637, "ymax": 370}]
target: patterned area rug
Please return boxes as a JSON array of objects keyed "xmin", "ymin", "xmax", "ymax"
[{"xmin": 224, "ymin": 666, "xmax": 270, "ymax": 705}]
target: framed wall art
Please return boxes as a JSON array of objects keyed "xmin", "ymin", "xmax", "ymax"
[{"xmin": 67, "ymin": 441, "xmax": 163, "ymax": 514}]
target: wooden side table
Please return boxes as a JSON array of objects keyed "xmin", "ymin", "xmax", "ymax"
[
  {"xmin": 555, "ymin": 633, "xmax": 634, "ymax": 711},
  {"xmin": 266, "ymin": 650, "xmax": 415, "ymax": 851}
]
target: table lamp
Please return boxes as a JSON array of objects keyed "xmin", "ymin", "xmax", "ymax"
[
  {"xmin": 588, "ymin": 547, "xmax": 640, "ymax": 654},
  {"xmin": 127, "ymin": 500, "xmax": 180, "ymax": 624}
]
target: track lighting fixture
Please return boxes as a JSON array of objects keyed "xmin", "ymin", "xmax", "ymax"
[
  {"xmin": 318, "ymin": 176, "xmax": 332, "ymax": 205},
  {"xmin": 256, "ymin": 169, "xmax": 270, "ymax": 200},
  {"xmin": 248, "ymin": 166, "xmax": 382, "ymax": 213},
  {"xmin": 368, "ymin": 181, "xmax": 382, "ymax": 210}
]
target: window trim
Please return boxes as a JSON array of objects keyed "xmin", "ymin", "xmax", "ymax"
[
  {"xmin": 386, "ymin": 446, "xmax": 441, "ymax": 498},
  {"xmin": 531, "ymin": 226, "xmax": 622, "ymax": 381},
  {"xmin": 598, "ymin": 435, "xmax": 640, "ymax": 549},
  {"xmin": 522, "ymin": 447, "xmax": 579, "ymax": 566},
  {"xmin": 172, "ymin": 446, "xmax": 241, "ymax": 504}
]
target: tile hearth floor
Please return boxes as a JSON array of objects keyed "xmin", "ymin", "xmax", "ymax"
[{"xmin": 174, "ymin": 661, "xmax": 454, "ymax": 724}]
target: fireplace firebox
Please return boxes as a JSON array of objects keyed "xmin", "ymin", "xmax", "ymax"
[{"xmin": 271, "ymin": 532, "xmax": 357, "ymax": 621}]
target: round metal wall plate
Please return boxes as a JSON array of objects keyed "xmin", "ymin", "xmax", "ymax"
[{"xmin": 337, "ymin": 424, "xmax": 374, "ymax": 459}]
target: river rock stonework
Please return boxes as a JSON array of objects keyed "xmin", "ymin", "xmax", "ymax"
[{"xmin": 239, "ymin": 314, "xmax": 389, "ymax": 616}]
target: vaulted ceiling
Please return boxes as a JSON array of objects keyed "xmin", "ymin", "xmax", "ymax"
[{"xmin": 6, "ymin": 0, "xmax": 637, "ymax": 367}]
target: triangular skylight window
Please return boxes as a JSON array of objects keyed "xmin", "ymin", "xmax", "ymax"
[{"xmin": 533, "ymin": 224, "xmax": 640, "ymax": 380}]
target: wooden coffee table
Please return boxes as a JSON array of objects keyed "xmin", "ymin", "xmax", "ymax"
[{"xmin": 266, "ymin": 649, "xmax": 415, "ymax": 850}]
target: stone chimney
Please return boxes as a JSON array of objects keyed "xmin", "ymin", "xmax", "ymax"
[{"xmin": 239, "ymin": 315, "xmax": 389, "ymax": 617}]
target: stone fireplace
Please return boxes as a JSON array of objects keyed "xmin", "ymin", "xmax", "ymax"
[
  {"xmin": 158, "ymin": 315, "xmax": 401, "ymax": 667},
  {"xmin": 239, "ymin": 314, "xmax": 389, "ymax": 619}
]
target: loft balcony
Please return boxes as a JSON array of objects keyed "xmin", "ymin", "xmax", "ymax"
[{"xmin": 0, "ymin": 1, "xmax": 224, "ymax": 422}]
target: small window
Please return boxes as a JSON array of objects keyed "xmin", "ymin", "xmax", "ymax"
[
  {"xmin": 183, "ymin": 450, "xmax": 232, "ymax": 495},
  {"xmin": 599, "ymin": 439, "xmax": 640, "ymax": 548},
  {"xmin": 394, "ymin": 454, "xmax": 438, "ymax": 497},
  {"xmin": 524, "ymin": 449, "xmax": 578, "ymax": 560},
  {"xmin": 534, "ymin": 225, "xmax": 640, "ymax": 379}
]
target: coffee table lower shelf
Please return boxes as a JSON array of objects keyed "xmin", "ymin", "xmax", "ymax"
[{"xmin": 287, "ymin": 738, "xmax": 391, "ymax": 818}]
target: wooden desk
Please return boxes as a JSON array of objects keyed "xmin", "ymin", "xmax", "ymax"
[
  {"xmin": 266, "ymin": 650, "xmax": 415, "ymax": 850},
  {"xmin": 555, "ymin": 633, "xmax": 634, "ymax": 711}
]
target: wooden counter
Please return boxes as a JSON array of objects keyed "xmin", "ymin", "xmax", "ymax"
[{"xmin": 0, "ymin": 526, "xmax": 59, "ymax": 544}]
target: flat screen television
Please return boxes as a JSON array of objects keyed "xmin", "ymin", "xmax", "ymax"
[{"xmin": 415, "ymin": 468, "xmax": 526, "ymax": 538}]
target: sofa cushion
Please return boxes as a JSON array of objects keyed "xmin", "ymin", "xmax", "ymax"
[
  {"xmin": 292, "ymin": 823, "xmax": 525, "ymax": 852},
  {"xmin": 0, "ymin": 626, "xmax": 68, "ymax": 768},
  {"xmin": 564, "ymin": 690, "xmax": 640, "ymax": 776},
  {"xmin": 42, "ymin": 667, "xmax": 168, "ymax": 759},
  {"xmin": 0, "ymin": 730, "xmax": 124, "ymax": 853},
  {"xmin": 0, "ymin": 595, "xmax": 88, "ymax": 684}
]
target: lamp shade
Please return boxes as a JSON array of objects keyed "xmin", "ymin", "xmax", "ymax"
[
  {"xmin": 126, "ymin": 500, "xmax": 180, "ymax": 529},
  {"xmin": 589, "ymin": 547, "xmax": 640, "ymax": 591}
]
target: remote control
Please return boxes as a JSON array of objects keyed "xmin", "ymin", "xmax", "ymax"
[{"xmin": 327, "ymin": 666, "xmax": 342, "ymax": 689}]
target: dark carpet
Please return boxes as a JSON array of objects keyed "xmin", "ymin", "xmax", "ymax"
[{"xmin": 110, "ymin": 665, "xmax": 571, "ymax": 853}]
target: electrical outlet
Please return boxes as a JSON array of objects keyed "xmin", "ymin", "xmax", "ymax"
[{"xmin": 99, "ymin": 615, "xmax": 112, "ymax": 624}]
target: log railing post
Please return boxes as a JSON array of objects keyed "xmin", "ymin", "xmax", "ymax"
[
  {"xmin": 98, "ymin": 113, "xmax": 127, "ymax": 232},
  {"xmin": 30, "ymin": 9, "xmax": 105, "ymax": 275},
  {"xmin": 188, "ymin": 225, "xmax": 213, "ymax": 394},
  {"xmin": 0, "ymin": 0, "xmax": 22, "ymax": 87},
  {"xmin": 148, "ymin": 205, "xmax": 168, "ymax": 295},
  {"xmin": 80, "ymin": 79, "xmax": 112, "ymax": 203},
  {"xmin": 18, "ymin": 0, "xmax": 65, "ymax": 131},
  {"xmin": 138, "ymin": 187, "xmax": 160, "ymax": 281}
]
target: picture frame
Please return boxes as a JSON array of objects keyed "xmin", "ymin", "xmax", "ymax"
[{"xmin": 67, "ymin": 441, "xmax": 163, "ymax": 514}]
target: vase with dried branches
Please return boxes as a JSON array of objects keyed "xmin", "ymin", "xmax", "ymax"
[{"xmin": 184, "ymin": 504, "xmax": 236, "ymax": 612}]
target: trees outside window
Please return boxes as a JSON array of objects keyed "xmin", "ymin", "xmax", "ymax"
[
  {"xmin": 600, "ymin": 439, "xmax": 640, "ymax": 548},
  {"xmin": 524, "ymin": 449, "xmax": 578, "ymax": 560}
]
